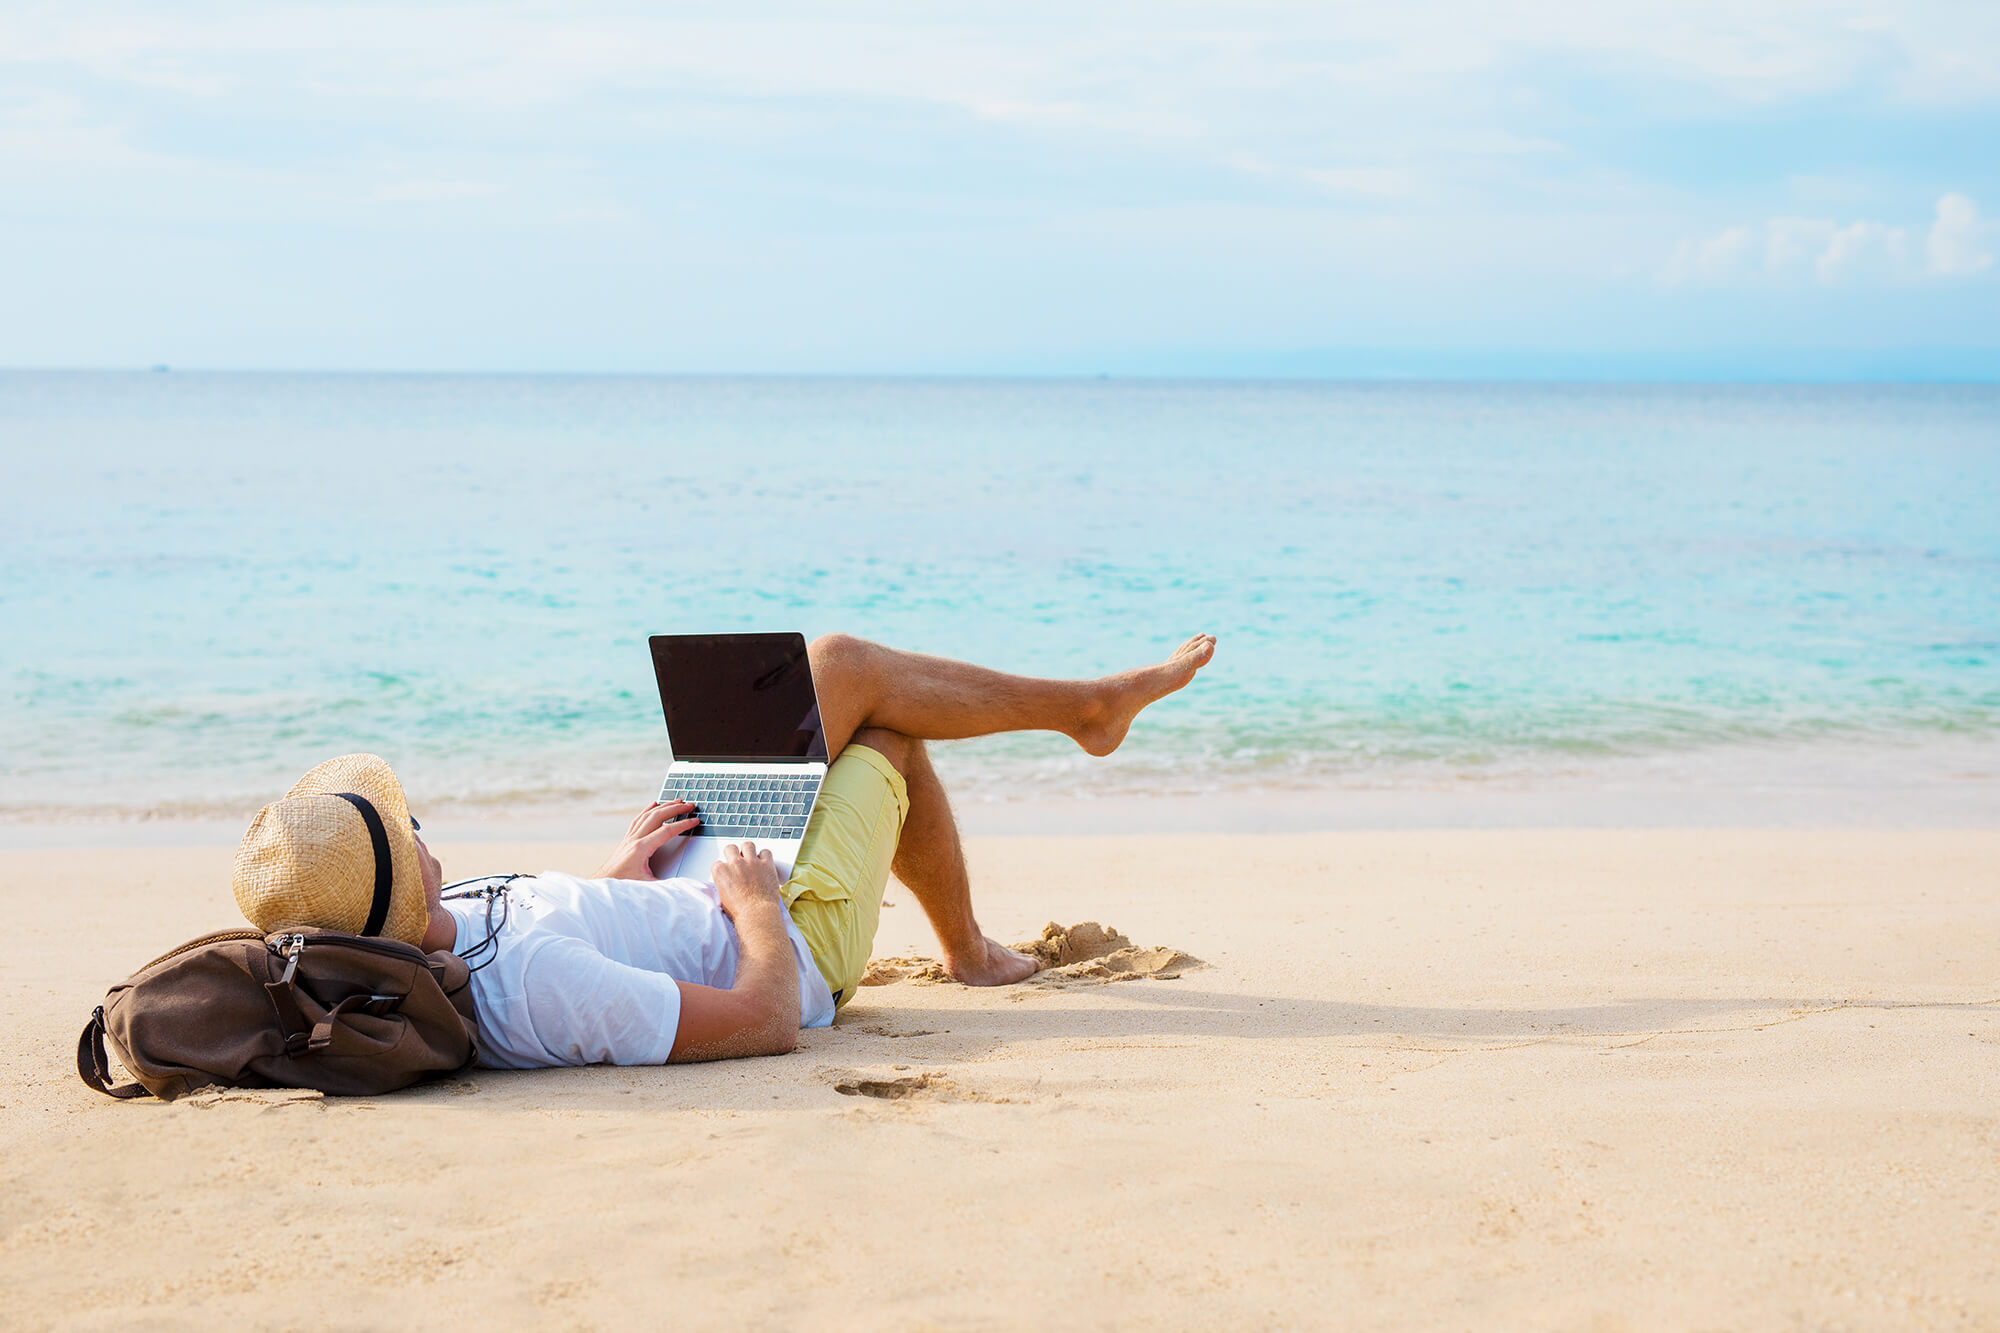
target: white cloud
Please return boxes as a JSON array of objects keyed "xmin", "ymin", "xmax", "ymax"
[
  {"xmin": 1666, "ymin": 194, "xmax": 1990, "ymax": 286},
  {"xmin": 26, "ymin": 3, "xmax": 2000, "ymax": 102},
  {"xmin": 1815, "ymin": 219, "xmax": 1909, "ymax": 282},
  {"xmin": 1, "ymin": 1, "xmax": 1995, "ymax": 371},
  {"xmin": 1, "ymin": 2, "xmax": 1993, "ymax": 245},
  {"xmin": 1661, "ymin": 225, "xmax": 1753, "ymax": 283},
  {"xmin": 1927, "ymin": 192, "xmax": 1994, "ymax": 276},
  {"xmin": 1765, "ymin": 216, "xmax": 1835, "ymax": 272},
  {"xmin": 2, "ymin": 2, "xmax": 1997, "ymax": 145}
]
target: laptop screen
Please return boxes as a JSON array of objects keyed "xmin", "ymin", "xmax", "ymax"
[{"xmin": 649, "ymin": 633, "xmax": 829, "ymax": 763}]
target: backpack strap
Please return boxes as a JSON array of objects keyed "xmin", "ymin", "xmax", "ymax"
[
  {"xmin": 308, "ymin": 992, "xmax": 391, "ymax": 1052},
  {"xmin": 263, "ymin": 975, "xmax": 313, "ymax": 1056},
  {"xmin": 76, "ymin": 1006, "xmax": 151, "ymax": 1100}
]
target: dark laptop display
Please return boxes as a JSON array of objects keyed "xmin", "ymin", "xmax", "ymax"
[{"xmin": 649, "ymin": 633, "xmax": 829, "ymax": 763}]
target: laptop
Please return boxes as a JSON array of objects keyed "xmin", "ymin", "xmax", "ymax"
[{"xmin": 645, "ymin": 632, "xmax": 829, "ymax": 882}]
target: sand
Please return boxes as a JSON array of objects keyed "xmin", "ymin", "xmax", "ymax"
[{"xmin": 3, "ymin": 829, "xmax": 1998, "ymax": 1330}]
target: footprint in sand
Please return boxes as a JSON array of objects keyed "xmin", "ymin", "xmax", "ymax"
[
  {"xmin": 833, "ymin": 1072, "xmax": 978, "ymax": 1102},
  {"xmin": 183, "ymin": 1087, "xmax": 324, "ymax": 1111},
  {"xmin": 859, "ymin": 922, "xmax": 1203, "ymax": 989}
]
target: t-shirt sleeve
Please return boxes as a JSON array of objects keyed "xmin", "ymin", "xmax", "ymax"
[{"xmin": 515, "ymin": 935, "xmax": 684, "ymax": 1066}]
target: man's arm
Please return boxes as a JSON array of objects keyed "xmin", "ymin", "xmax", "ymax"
[{"xmin": 667, "ymin": 843, "xmax": 801, "ymax": 1063}]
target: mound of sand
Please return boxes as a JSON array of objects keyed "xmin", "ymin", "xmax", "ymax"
[
  {"xmin": 1019, "ymin": 921, "xmax": 1204, "ymax": 984},
  {"xmin": 1016, "ymin": 919, "xmax": 1130, "ymax": 967},
  {"xmin": 858, "ymin": 921, "xmax": 1202, "ymax": 988}
]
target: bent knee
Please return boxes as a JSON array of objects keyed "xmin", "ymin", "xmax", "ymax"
[
  {"xmin": 845, "ymin": 726, "xmax": 916, "ymax": 772},
  {"xmin": 808, "ymin": 632, "xmax": 873, "ymax": 676}
]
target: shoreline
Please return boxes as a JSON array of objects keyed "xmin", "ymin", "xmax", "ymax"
[
  {"xmin": 3, "ymin": 772, "xmax": 1993, "ymax": 850},
  {"xmin": 6, "ymin": 734, "xmax": 1995, "ymax": 846}
]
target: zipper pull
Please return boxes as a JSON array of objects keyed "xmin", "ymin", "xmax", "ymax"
[{"xmin": 279, "ymin": 934, "xmax": 305, "ymax": 987}]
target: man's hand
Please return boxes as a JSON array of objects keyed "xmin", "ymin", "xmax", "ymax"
[
  {"xmin": 710, "ymin": 842, "xmax": 784, "ymax": 923},
  {"xmin": 591, "ymin": 801, "xmax": 701, "ymax": 881},
  {"xmin": 667, "ymin": 841, "xmax": 801, "ymax": 1063}
]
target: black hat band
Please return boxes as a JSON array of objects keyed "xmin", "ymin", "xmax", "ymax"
[{"xmin": 333, "ymin": 792, "xmax": 394, "ymax": 937}]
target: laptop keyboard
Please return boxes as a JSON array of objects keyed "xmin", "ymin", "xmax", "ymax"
[{"xmin": 659, "ymin": 773, "xmax": 820, "ymax": 839}]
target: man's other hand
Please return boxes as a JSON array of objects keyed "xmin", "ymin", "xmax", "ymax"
[
  {"xmin": 668, "ymin": 841, "xmax": 799, "ymax": 1062},
  {"xmin": 711, "ymin": 842, "xmax": 784, "ymax": 923},
  {"xmin": 590, "ymin": 801, "xmax": 701, "ymax": 881}
]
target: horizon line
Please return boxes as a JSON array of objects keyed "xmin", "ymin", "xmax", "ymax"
[{"xmin": 5, "ymin": 364, "xmax": 2000, "ymax": 388}]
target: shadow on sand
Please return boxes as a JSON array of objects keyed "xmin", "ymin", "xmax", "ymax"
[{"xmin": 380, "ymin": 982, "xmax": 1997, "ymax": 1112}]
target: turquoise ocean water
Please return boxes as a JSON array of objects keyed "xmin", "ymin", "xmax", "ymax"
[{"xmin": 3, "ymin": 373, "xmax": 1996, "ymax": 827}]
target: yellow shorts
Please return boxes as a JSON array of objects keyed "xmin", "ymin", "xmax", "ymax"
[{"xmin": 783, "ymin": 744, "xmax": 908, "ymax": 1008}]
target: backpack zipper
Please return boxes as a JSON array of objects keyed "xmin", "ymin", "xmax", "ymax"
[
  {"xmin": 277, "ymin": 934, "xmax": 306, "ymax": 986},
  {"xmin": 142, "ymin": 929, "xmax": 428, "ymax": 978},
  {"xmin": 263, "ymin": 932, "xmax": 430, "ymax": 970}
]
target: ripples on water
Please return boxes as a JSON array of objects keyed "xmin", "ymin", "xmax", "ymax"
[{"xmin": 3, "ymin": 373, "xmax": 1996, "ymax": 822}]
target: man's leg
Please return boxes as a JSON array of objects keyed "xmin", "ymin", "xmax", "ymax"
[
  {"xmin": 845, "ymin": 727, "xmax": 1030, "ymax": 985},
  {"xmin": 808, "ymin": 632, "xmax": 1216, "ymax": 760},
  {"xmin": 800, "ymin": 632, "xmax": 1216, "ymax": 988}
]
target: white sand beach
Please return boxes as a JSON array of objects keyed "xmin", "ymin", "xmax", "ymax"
[{"xmin": 3, "ymin": 829, "xmax": 1997, "ymax": 1329}]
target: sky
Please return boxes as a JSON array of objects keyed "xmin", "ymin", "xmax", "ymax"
[{"xmin": 2, "ymin": 1, "xmax": 1997, "ymax": 378}]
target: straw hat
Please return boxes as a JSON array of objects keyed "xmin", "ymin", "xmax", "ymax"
[{"xmin": 232, "ymin": 754, "xmax": 428, "ymax": 946}]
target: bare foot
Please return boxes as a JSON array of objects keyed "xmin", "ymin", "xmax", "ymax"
[
  {"xmin": 1073, "ymin": 633, "xmax": 1217, "ymax": 757},
  {"xmin": 945, "ymin": 936, "xmax": 1042, "ymax": 986}
]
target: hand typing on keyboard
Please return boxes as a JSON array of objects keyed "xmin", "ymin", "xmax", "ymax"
[{"xmin": 590, "ymin": 800, "xmax": 703, "ymax": 881}]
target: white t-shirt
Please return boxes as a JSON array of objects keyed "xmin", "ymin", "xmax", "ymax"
[{"xmin": 442, "ymin": 871, "xmax": 836, "ymax": 1069}]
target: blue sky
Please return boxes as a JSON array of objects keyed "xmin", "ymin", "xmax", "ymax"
[{"xmin": 2, "ymin": 1, "xmax": 1996, "ymax": 378}]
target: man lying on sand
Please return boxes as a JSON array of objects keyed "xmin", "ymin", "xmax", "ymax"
[{"xmin": 233, "ymin": 632, "xmax": 1217, "ymax": 1066}]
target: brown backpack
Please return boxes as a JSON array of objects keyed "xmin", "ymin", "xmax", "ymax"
[{"xmin": 78, "ymin": 927, "xmax": 480, "ymax": 1100}]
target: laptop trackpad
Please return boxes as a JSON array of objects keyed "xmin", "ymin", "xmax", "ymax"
[{"xmin": 650, "ymin": 835, "xmax": 797, "ymax": 884}]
